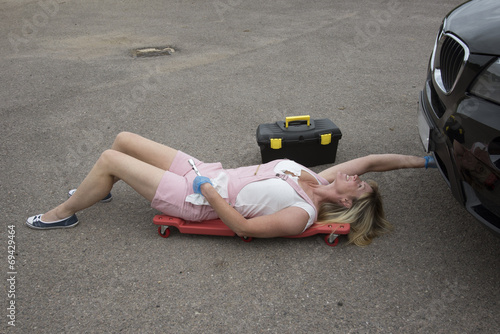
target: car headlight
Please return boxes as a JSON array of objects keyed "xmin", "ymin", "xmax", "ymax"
[{"xmin": 471, "ymin": 58, "xmax": 500, "ymax": 105}]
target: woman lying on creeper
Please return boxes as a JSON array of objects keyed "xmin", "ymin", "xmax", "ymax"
[{"xmin": 26, "ymin": 132, "xmax": 436, "ymax": 246}]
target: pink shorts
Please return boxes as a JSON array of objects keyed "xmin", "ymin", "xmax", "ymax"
[{"xmin": 151, "ymin": 151, "xmax": 225, "ymax": 221}]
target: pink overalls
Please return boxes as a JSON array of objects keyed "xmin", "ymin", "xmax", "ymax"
[{"xmin": 151, "ymin": 151, "xmax": 330, "ymax": 224}]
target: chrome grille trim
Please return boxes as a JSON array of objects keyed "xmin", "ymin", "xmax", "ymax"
[{"xmin": 432, "ymin": 32, "xmax": 470, "ymax": 95}]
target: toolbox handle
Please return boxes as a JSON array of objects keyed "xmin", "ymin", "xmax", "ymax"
[{"xmin": 285, "ymin": 115, "xmax": 310, "ymax": 128}]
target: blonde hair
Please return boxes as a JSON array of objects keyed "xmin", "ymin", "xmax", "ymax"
[{"xmin": 317, "ymin": 180, "xmax": 392, "ymax": 246}]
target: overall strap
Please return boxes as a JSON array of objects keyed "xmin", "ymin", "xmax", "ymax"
[
  {"xmin": 275, "ymin": 173, "xmax": 318, "ymax": 221},
  {"xmin": 226, "ymin": 159, "xmax": 320, "ymax": 220}
]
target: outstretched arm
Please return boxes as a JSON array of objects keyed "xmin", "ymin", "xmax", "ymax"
[{"xmin": 318, "ymin": 154, "xmax": 427, "ymax": 183}]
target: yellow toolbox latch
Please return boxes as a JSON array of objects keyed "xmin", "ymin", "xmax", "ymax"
[
  {"xmin": 270, "ymin": 138, "xmax": 282, "ymax": 149},
  {"xmin": 320, "ymin": 133, "xmax": 332, "ymax": 145}
]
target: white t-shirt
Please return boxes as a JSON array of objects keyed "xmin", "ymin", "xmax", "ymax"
[{"xmin": 233, "ymin": 161, "xmax": 318, "ymax": 231}]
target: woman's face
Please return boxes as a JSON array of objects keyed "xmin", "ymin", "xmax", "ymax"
[{"xmin": 334, "ymin": 172, "xmax": 373, "ymax": 199}]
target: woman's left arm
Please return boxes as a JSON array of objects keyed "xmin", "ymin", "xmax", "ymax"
[{"xmin": 318, "ymin": 154, "xmax": 426, "ymax": 183}]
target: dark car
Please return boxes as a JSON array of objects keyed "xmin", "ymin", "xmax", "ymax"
[{"xmin": 418, "ymin": 0, "xmax": 500, "ymax": 235}]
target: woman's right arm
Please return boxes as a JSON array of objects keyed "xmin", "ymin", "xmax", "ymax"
[
  {"xmin": 200, "ymin": 183, "xmax": 310, "ymax": 238},
  {"xmin": 318, "ymin": 154, "xmax": 426, "ymax": 183}
]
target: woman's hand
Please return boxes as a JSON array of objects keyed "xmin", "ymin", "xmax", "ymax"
[
  {"xmin": 193, "ymin": 176, "xmax": 212, "ymax": 195},
  {"xmin": 424, "ymin": 156, "xmax": 437, "ymax": 169}
]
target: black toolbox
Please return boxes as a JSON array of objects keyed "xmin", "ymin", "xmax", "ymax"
[{"xmin": 256, "ymin": 115, "xmax": 342, "ymax": 167}]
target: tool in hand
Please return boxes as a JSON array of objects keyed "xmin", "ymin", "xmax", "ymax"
[
  {"xmin": 189, "ymin": 159, "xmax": 212, "ymax": 194},
  {"xmin": 188, "ymin": 159, "xmax": 202, "ymax": 176}
]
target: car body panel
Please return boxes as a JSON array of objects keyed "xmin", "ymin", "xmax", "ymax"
[
  {"xmin": 418, "ymin": 0, "xmax": 500, "ymax": 235},
  {"xmin": 445, "ymin": 0, "xmax": 500, "ymax": 55}
]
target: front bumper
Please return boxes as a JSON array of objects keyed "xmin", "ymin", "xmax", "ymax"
[
  {"xmin": 418, "ymin": 81, "xmax": 500, "ymax": 235},
  {"xmin": 418, "ymin": 84, "xmax": 465, "ymax": 203}
]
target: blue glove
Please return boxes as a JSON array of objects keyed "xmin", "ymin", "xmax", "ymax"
[
  {"xmin": 424, "ymin": 156, "xmax": 437, "ymax": 169},
  {"xmin": 193, "ymin": 176, "xmax": 212, "ymax": 194}
]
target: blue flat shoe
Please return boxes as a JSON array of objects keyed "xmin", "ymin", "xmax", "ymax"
[
  {"xmin": 26, "ymin": 214, "xmax": 79, "ymax": 230},
  {"xmin": 68, "ymin": 189, "xmax": 112, "ymax": 203}
]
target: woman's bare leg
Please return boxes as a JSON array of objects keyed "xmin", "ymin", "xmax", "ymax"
[
  {"xmin": 98, "ymin": 131, "xmax": 178, "ymax": 186},
  {"xmin": 111, "ymin": 132, "xmax": 178, "ymax": 171},
  {"xmin": 41, "ymin": 149, "xmax": 165, "ymax": 221}
]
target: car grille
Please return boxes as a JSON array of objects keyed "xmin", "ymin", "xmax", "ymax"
[
  {"xmin": 439, "ymin": 36, "xmax": 466, "ymax": 92},
  {"xmin": 433, "ymin": 33, "xmax": 469, "ymax": 95}
]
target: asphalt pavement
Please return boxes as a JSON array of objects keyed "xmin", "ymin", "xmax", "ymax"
[{"xmin": 1, "ymin": 0, "xmax": 499, "ymax": 333}]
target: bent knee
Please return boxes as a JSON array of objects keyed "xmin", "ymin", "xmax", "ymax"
[
  {"xmin": 113, "ymin": 131, "xmax": 139, "ymax": 151},
  {"xmin": 98, "ymin": 149, "xmax": 123, "ymax": 166},
  {"xmin": 114, "ymin": 131, "xmax": 136, "ymax": 144}
]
